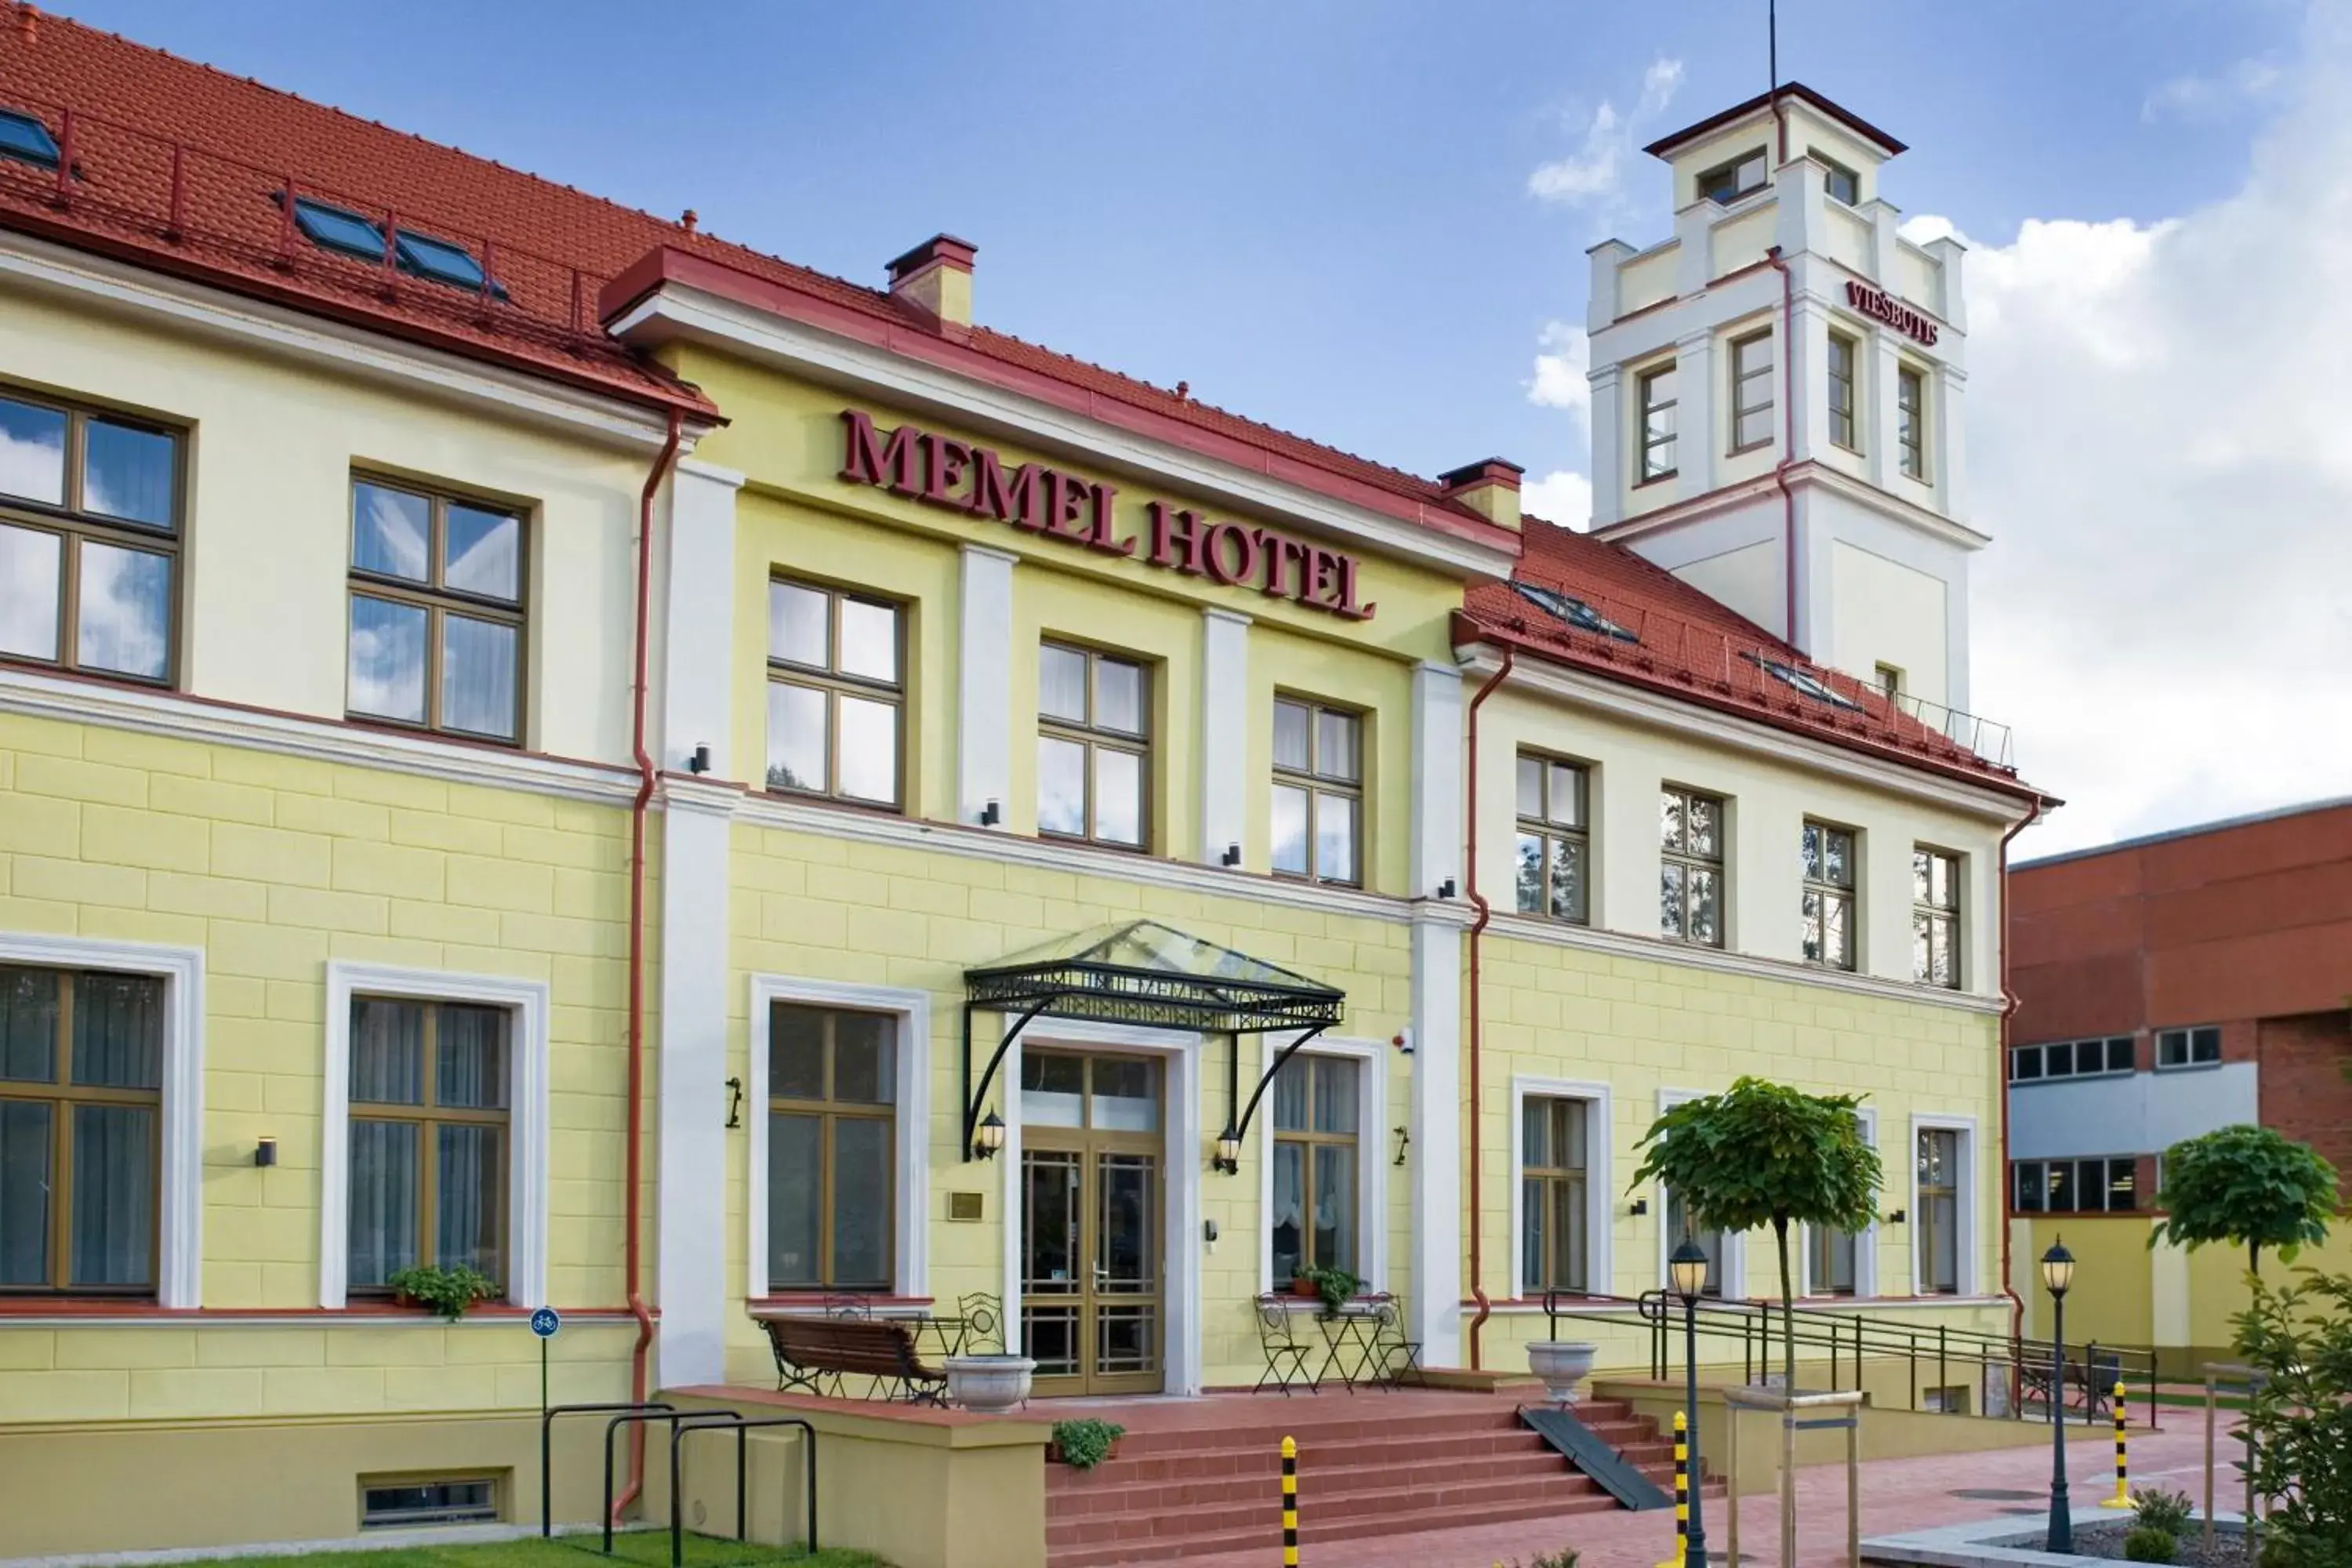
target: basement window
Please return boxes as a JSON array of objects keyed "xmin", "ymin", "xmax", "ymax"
[
  {"xmin": 1509, "ymin": 582, "xmax": 1640, "ymax": 644},
  {"xmin": 1744, "ymin": 652, "xmax": 1863, "ymax": 711},
  {"xmin": 0, "ymin": 107, "xmax": 61, "ymax": 169},
  {"xmin": 360, "ymin": 1478, "xmax": 499, "ymax": 1529}
]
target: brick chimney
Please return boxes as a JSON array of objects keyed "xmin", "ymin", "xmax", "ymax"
[
  {"xmin": 886, "ymin": 234, "xmax": 976, "ymax": 328},
  {"xmin": 1439, "ymin": 458, "xmax": 1524, "ymax": 531}
]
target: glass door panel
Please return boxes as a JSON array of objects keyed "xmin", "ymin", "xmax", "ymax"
[{"xmin": 1018, "ymin": 1051, "xmax": 1164, "ymax": 1395}]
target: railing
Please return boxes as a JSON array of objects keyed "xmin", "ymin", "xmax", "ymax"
[
  {"xmin": 1541, "ymin": 1290, "xmax": 2157, "ymax": 1428},
  {"xmin": 0, "ymin": 90, "xmax": 621, "ymax": 358}
]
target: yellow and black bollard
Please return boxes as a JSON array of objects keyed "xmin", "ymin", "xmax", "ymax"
[
  {"xmin": 1282, "ymin": 1435, "xmax": 1299, "ymax": 1566},
  {"xmin": 1656, "ymin": 1410, "xmax": 1690, "ymax": 1568},
  {"xmin": 2102, "ymin": 1380, "xmax": 2133, "ymax": 1508}
]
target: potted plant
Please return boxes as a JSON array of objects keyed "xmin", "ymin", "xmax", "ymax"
[
  {"xmin": 385, "ymin": 1264, "xmax": 497, "ymax": 1322},
  {"xmin": 945, "ymin": 1352, "xmax": 1036, "ymax": 1414},
  {"xmin": 1526, "ymin": 1339, "xmax": 1600, "ymax": 1405},
  {"xmin": 1288, "ymin": 1269, "xmax": 1319, "ymax": 1300},
  {"xmin": 1298, "ymin": 1265, "xmax": 1363, "ymax": 1318},
  {"xmin": 1047, "ymin": 1418, "xmax": 1126, "ymax": 1469}
]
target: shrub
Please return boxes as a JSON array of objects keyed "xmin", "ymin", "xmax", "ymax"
[
  {"xmin": 2122, "ymin": 1526, "xmax": 2177, "ymax": 1563},
  {"xmin": 1049, "ymin": 1418, "xmax": 1125, "ymax": 1471},
  {"xmin": 1297, "ymin": 1265, "xmax": 1363, "ymax": 1316},
  {"xmin": 385, "ymin": 1264, "xmax": 497, "ymax": 1320},
  {"xmin": 2131, "ymin": 1485, "xmax": 2194, "ymax": 1537},
  {"xmin": 1494, "ymin": 1552, "xmax": 1578, "ymax": 1568},
  {"xmin": 2234, "ymin": 1270, "xmax": 2352, "ymax": 1567}
]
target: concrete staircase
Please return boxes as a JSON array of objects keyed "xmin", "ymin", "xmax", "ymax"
[{"xmin": 1044, "ymin": 1393, "xmax": 1704, "ymax": 1566}]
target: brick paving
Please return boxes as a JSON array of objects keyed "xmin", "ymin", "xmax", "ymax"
[{"xmin": 1176, "ymin": 1413, "xmax": 2232, "ymax": 1567}]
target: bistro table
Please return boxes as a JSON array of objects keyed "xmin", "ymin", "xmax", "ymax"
[{"xmin": 1313, "ymin": 1302, "xmax": 1386, "ymax": 1392}]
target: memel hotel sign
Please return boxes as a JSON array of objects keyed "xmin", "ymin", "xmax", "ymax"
[{"xmin": 838, "ymin": 410, "xmax": 1378, "ymax": 621}]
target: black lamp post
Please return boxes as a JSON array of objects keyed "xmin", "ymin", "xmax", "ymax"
[
  {"xmin": 1669, "ymin": 1237, "xmax": 1711, "ymax": 1568},
  {"xmin": 2042, "ymin": 1237, "xmax": 2078, "ymax": 1553}
]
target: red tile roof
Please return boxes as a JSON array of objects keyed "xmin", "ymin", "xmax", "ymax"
[
  {"xmin": 0, "ymin": 5, "xmax": 1497, "ymax": 527},
  {"xmin": 1461, "ymin": 517, "xmax": 2039, "ymax": 799}
]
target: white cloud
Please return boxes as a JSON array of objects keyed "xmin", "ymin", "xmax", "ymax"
[
  {"xmin": 1528, "ymin": 56, "xmax": 1682, "ymax": 216},
  {"xmin": 1938, "ymin": 1, "xmax": 2352, "ymax": 856},
  {"xmin": 1523, "ymin": 470, "xmax": 1592, "ymax": 532},
  {"xmin": 2143, "ymin": 55, "xmax": 2287, "ymax": 121},
  {"xmin": 1527, "ymin": 321, "xmax": 1591, "ymax": 419}
]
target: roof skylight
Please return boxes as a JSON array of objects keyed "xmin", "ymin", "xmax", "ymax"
[
  {"xmin": 1745, "ymin": 652, "xmax": 1864, "ymax": 711},
  {"xmin": 289, "ymin": 196, "xmax": 503, "ymax": 296},
  {"xmin": 1510, "ymin": 582, "xmax": 1640, "ymax": 644},
  {"xmin": 0, "ymin": 107, "xmax": 61, "ymax": 170}
]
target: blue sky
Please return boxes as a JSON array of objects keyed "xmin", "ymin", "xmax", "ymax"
[
  {"xmin": 41, "ymin": 0, "xmax": 2296, "ymax": 486},
  {"xmin": 39, "ymin": 0, "xmax": 2352, "ymax": 853}
]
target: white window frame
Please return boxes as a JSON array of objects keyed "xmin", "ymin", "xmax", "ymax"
[
  {"xmin": 1256, "ymin": 1034, "xmax": 1388, "ymax": 1297},
  {"xmin": 1509, "ymin": 1076, "xmax": 1613, "ymax": 1300},
  {"xmin": 320, "ymin": 962, "xmax": 549, "ymax": 1311},
  {"xmin": 0, "ymin": 933, "xmax": 205, "ymax": 1308},
  {"xmin": 1907, "ymin": 1112, "xmax": 1978, "ymax": 1298},
  {"xmin": 1801, "ymin": 1105, "xmax": 1877, "ymax": 1299},
  {"xmin": 1655, "ymin": 1087, "xmax": 1744, "ymax": 1299},
  {"xmin": 747, "ymin": 974, "xmax": 931, "ymax": 1303}
]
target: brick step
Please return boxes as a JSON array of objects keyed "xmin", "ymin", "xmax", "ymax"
[
  {"xmin": 1098, "ymin": 1402, "xmax": 1604, "ymax": 1456},
  {"xmin": 1047, "ymin": 1422, "xmax": 1667, "ymax": 1488},
  {"xmin": 1047, "ymin": 1448, "xmax": 1612, "ymax": 1515},
  {"xmin": 1047, "ymin": 1488, "xmax": 1632, "ymax": 1566}
]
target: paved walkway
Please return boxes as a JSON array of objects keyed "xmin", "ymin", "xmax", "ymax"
[{"xmin": 1181, "ymin": 1414, "xmax": 2232, "ymax": 1567}]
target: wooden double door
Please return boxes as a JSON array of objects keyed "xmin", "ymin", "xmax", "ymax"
[{"xmin": 1018, "ymin": 1049, "xmax": 1163, "ymax": 1396}]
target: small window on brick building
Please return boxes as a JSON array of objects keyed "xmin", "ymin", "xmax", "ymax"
[{"xmin": 2156, "ymin": 1026, "xmax": 2222, "ymax": 1069}]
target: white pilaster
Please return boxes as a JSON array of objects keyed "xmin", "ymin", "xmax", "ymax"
[
  {"xmin": 1587, "ymin": 366, "xmax": 1624, "ymax": 529},
  {"xmin": 1790, "ymin": 297, "xmax": 1830, "ymax": 469},
  {"xmin": 659, "ymin": 459, "xmax": 742, "ymax": 775},
  {"xmin": 1674, "ymin": 330, "xmax": 1716, "ymax": 501},
  {"xmin": 1933, "ymin": 365, "xmax": 1968, "ymax": 524},
  {"xmin": 1586, "ymin": 239, "xmax": 1635, "ymax": 333},
  {"xmin": 1409, "ymin": 919, "xmax": 1462, "ymax": 1368},
  {"xmin": 958, "ymin": 544, "xmax": 1017, "ymax": 828},
  {"xmin": 1409, "ymin": 661, "xmax": 1464, "ymax": 899},
  {"xmin": 656, "ymin": 786, "xmax": 734, "ymax": 1387},
  {"xmin": 1673, "ymin": 203, "xmax": 1714, "ymax": 296},
  {"xmin": 1867, "ymin": 331, "xmax": 1903, "ymax": 492},
  {"xmin": 1198, "ymin": 608, "xmax": 1250, "ymax": 865},
  {"xmin": 1923, "ymin": 234, "xmax": 1968, "ymax": 333},
  {"xmin": 1867, "ymin": 200, "xmax": 1903, "ymax": 289},
  {"xmin": 1773, "ymin": 155, "xmax": 1824, "ymax": 263}
]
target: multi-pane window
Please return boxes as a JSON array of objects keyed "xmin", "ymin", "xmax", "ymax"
[
  {"xmin": 1521, "ymin": 1097, "xmax": 1589, "ymax": 1296},
  {"xmin": 768, "ymin": 1004, "xmax": 896, "ymax": 1291},
  {"xmin": 347, "ymin": 997, "xmax": 509, "ymax": 1292},
  {"xmin": 1659, "ymin": 786, "xmax": 1725, "ymax": 948},
  {"xmin": 1270, "ymin": 1054, "xmax": 1358, "ymax": 1283},
  {"xmin": 2157, "ymin": 1026, "xmax": 2223, "ymax": 1069},
  {"xmin": 1515, "ymin": 754, "xmax": 1590, "ymax": 924},
  {"xmin": 1897, "ymin": 366, "xmax": 1926, "ymax": 479},
  {"xmin": 1272, "ymin": 698, "xmax": 1363, "ymax": 886},
  {"xmin": 2009, "ymin": 1036, "xmax": 2135, "ymax": 1083},
  {"xmin": 1730, "ymin": 332, "xmax": 1775, "ymax": 452},
  {"xmin": 1875, "ymin": 662, "xmax": 1904, "ymax": 696},
  {"xmin": 1828, "ymin": 334, "xmax": 1860, "ymax": 451},
  {"xmin": 1809, "ymin": 1114, "xmax": 1866, "ymax": 1295},
  {"xmin": 1037, "ymin": 643, "xmax": 1148, "ymax": 849},
  {"xmin": 348, "ymin": 479, "xmax": 525, "ymax": 742},
  {"xmin": 2013, "ymin": 1157, "xmax": 2137, "ymax": 1214},
  {"xmin": 0, "ymin": 391, "xmax": 181, "ymax": 684},
  {"xmin": 1912, "ymin": 848, "xmax": 1962, "ymax": 988},
  {"xmin": 1637, "ymin": 365, "xmax": 1679, "ymax": 483},
  {"xmin": 1664, "ymin": 1188, "xmax": 1724, "ymax": 1298},
  {"xmin": 0, "ymin": 966, "xmax": 162, "ymax": 1294},
  {"xmin": 1697, "ymin": 148, "xmax": 1767, "ymax": 205},
  {"xmin": 1820, "ymin": 157, "xmax": 1860, "ymax": 206},
  {"xmin": 766, "ymin": 579, "xmax": 903, "ymax": 808},
  {"xmin": 1802, "ymin": 821, "xmax": 1857, "ymax": 971},
  {"xmin": 1917, "ymin": 1129, "xmax": 1962, "ymax": 1294}
]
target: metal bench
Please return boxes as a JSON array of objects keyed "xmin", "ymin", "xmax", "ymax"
[{"xmin": 762, "ymin": 1314, "xmax": 949, "ymax": 1406}]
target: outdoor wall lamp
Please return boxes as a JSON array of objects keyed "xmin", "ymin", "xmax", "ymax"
[
  {"xmin": 1212, "ymin": 1121, "xmax": 1242, "ymax": 1174},
  {"xmin": 980, "ymin": 799, "xmax": 1001, "ymax": 826},
  {"xmin": 724, "ymin": 1076, "xmax": 744, "ymax": 1130},
  {"xmin": 1220, "ymin": 843, "xmax": 1242, "ymax": 867},
  {"xmin": 1885, "ymin": 1207, "xmax": 1908, "ymax": 1225},
  {"xmin": 1436, "ymin": 878, "xmax": 1457, "ymax": 899},
  {"xmin": 252, "ymin": 1137, "xmax": 277, "ymax": 1168},
  {"xmin": 1392, "ymin": 1125, "xmax": 1410, "ymax": 1167},
  {"xmin": 1628, "ymin": 1198, "xmax": 1649, "ymax": 1217},
  {"xmin": 688, "ymin": 742, "xmax": 712, "ymax": 775},
  {"xmin": 972, "ymin": 1109, "xmax": 1006, "ymax": 1160}
]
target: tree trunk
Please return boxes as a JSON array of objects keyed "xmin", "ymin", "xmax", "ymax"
[
  {"xmin": 1775, "ymin": 1215, "xmax": 1795, "ymax": 1393},
  {"xmin": 2251, "ymin": 1238, "xmax": 2262, "ymax": 1278}
]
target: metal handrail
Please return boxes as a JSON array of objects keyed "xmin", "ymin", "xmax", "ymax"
[{"xmin": 1541, "ymin": 1290, "xmax": 2157, "ymax": 1428}]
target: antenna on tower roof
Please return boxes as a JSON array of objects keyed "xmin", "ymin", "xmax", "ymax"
[{"xmin": 1769, "ymin": 0, "xmax": 1779, "ymax": 95}]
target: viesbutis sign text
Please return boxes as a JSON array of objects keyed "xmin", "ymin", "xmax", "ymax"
[{"xmin": 839, "ymin": 410, "xmax": 1377, "ymax": 621}]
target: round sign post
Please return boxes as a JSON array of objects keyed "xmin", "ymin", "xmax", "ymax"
[{"xmin": 532, "ymin": 1307, "xmax": 561, "ymax": 1418}]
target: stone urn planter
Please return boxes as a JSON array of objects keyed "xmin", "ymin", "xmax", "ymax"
[
  {"xmin": 945, "ymin": 1353, "xmax": 1036, "ymax": 1414},
  {"xmin": 1526, "ymin": 1340, "xmax": 1599, "ymax": 1405}
]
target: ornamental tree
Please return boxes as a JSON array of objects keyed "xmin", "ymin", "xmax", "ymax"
[
  {"xmin": 2151, "ymin": 1123, "xmax": 2339, "ymax": 1276},
  {"xmin": 1628, "ymin": 1077, "xmax": 1882, "ymax": 1392}
]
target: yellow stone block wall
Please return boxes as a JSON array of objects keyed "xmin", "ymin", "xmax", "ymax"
[
  {"xmin": 0, "ymin": 711, "xmax": 644, "ymax": 1424},
  {"xmin": 721, "ymin": 820, "xmax": 1417, "ymax": 1389},
  {"xmin": 1475, "ymin": 931, "xmax": 2010, "ymax": 1377}
]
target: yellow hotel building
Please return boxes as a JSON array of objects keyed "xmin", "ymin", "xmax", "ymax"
[{"xmin": 0, "ymin": 18, "xmax": 2046, "ymax": 1561}]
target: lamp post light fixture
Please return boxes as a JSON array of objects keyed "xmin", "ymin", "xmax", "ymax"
[
  {"xmin": 1668, "ymin": 1236, "xmax": 1711, "ymax": 1568},
  {"xmin": 971, "ymin": 1109, "xmax": 1006, "ymax": 1161},
  {"xmin": 1212, "ymin": 1122, "xmax": 1242, "ymax": 1175},
  {"xmin": 2042, "ymin": 1236, "xmax": 2078, "ymax": 1553}
]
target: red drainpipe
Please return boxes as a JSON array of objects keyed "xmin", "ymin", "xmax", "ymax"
[
  {"xmin": 614, "ymin": 408, "xmax": 684, "ymax": 1522},
  {"xmin": 1998, "ymin": 797, "xmax": 2045, "ymax": 1384},
  {"xmin": 1463, "ymin": 644, "xmax": 1515, "ymax": 1370},
  {"xmin": 1769, "ymin": 91, "xmax": 1801, "ymax": 649}
]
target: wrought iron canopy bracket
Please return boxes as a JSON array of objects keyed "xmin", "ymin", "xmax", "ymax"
[{"xmin": 1226, "ymin": 1023, "xmax": 1332, "ymax": 1152}]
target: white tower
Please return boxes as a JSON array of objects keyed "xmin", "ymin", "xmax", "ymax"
[{"xmin": 1584, "ymin": 84, "xmax": 1980, "ymax": 712}]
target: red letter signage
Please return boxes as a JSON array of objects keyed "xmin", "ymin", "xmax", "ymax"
[{"xmin": 1844, "ymin": 280, "xmax": 1940, "ymax": 347}]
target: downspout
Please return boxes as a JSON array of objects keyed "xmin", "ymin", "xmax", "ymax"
[
  {"xmin": 1998, "ymin": 797, "xmax": 2045, "ymax": 1385},
  {"xmin": 1462, "ymin": 644, "xmax": 1515, "ymax": 1370},
  {"xmin": 615, "ymin": 408, "xmax": 685, "ymax": 1522},
  {"xmin": 1769, "ymin": 89, "xmax": 1800, "ymax": 650}
]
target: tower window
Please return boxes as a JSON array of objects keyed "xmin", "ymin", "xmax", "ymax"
[
  {"xmin": 1828, "ymin": 334, "xmax": 1860, "ymax": 452},
  {"xmin": 1730, "ymin": 332, "xmax": 1774, "ymax": 452},
  {"xmin": 1897, "ymin": 366, "xmax": 1927, "ymax": 480},
  {"xmin": 1697, "ymin": 149, "xmax": 1768, "ymax": 206},
  {"xmin": 1636, "ymin": 364, "xmax": 1678, "ymax": 484},
  {"xmin": 1817, "ymin": 154, "xmax": 1860, "ymax": 206}
]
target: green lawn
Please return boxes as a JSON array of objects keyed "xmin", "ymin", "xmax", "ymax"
[{"xmin": 185, "ymin": 1535, "xmax": 882, "ymax": 1568}]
